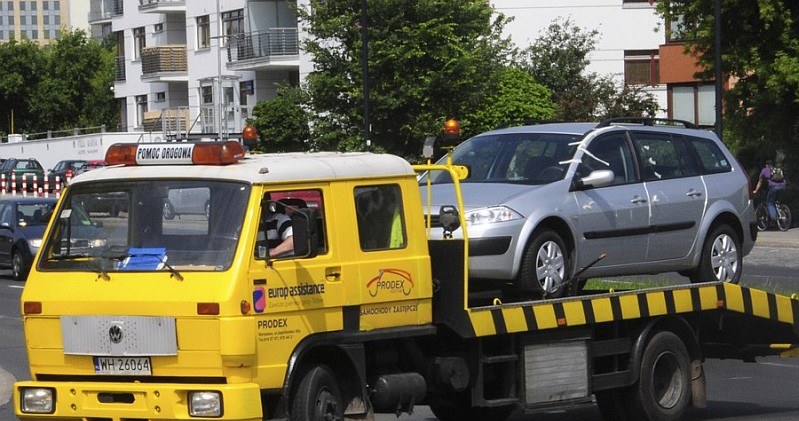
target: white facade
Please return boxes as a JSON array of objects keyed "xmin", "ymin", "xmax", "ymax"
[{"xmin": 493, "ymin": 0, "xmax": 668, "ymax": 115}]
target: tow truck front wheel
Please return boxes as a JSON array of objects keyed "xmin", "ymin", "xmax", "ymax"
[{"xmin": 291, "ymin": 365, "xmax": 344, "ymax": 421}]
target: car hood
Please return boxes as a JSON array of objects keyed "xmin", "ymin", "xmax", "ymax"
[
  {"xmin": 419, "ymin": 182, "xmax": 543, "ymax": 212},
  {"xmin": 18, "ymin": 225, "xmax": 46, "ymax": 240}
]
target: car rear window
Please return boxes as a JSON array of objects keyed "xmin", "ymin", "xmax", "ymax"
[{"xmin": 686, "ymin": 135, "xmax": 731, "ymax": 174}]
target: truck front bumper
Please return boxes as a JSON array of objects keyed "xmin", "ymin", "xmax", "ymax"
[{"xmin": 14, "ymin": 380, "xmax": 263, "ymax": 421}]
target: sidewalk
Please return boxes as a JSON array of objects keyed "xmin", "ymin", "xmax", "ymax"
[{"xmin": 755, "ymin": 227, "xmax": 799, "ymax": 249}]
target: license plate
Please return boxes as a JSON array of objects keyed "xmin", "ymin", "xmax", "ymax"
[{"xmin": 93, "ymin": 356, "xmax": 152, "ymax": 375}]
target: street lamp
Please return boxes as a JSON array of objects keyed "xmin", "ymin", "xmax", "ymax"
[
  {"xmin": 714, "ymin": 0, "xmax": 722, "ymax": 140},
  {"xmin": 361, "ymin": 0, "xmax": 370, "ymax": 151}
]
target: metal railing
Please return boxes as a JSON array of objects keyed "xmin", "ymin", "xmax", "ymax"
[
  {"xmin": 141, "ymin": 45, "xmax": 187, "ymax": 75},
  {"xmin": 138, "ymin": 0, "xmax": 185, "ymax": 11},
  {"xmin": 88, "ymin": 0, "xmax": 124, "ymax": 22},
  {"xmin": 226, "ymin": 28, "xmax": 299, "ymax": 63},
  {"xmin": 115, "ymin": 56, "xmax": 126, "ymax": 81},
  {"xmin": 7, "ymin": 125, "xmax": 109, "ymax": 142}
]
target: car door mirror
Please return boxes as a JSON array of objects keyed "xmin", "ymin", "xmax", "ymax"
[
  {"xmin": 572, "ymin": 169, "xmax": 615, "ymax": 191},
  {"xmin": 289, "ymin": 208, "xmax": 320, "ymax": 259},
  {"xmin": 0, "ymin": 222, "xmax": 11, "ymax": 230}
]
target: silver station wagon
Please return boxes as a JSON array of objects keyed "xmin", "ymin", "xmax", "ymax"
[{"xmin": 420, "ymin": 119, "xmax": 757, "ymax": 298}]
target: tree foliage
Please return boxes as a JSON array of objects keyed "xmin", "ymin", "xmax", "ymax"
[
  {"xmin": 0, "ymin": 29, "xmax": 116, "ymax": 137},
  {"xmin": 656, "ymin": 0, "xmax": 799, "ymax": 174},
  {"xmin": 519, "ymin": 17, "xmax": 660, "ymax": 121},
  {"xmin": 250, "ymin": 85, "xmax": 311, "ymax": 153},
  {"xmin": 298, "ymin": 0, "xmax": 518, "ymax": 159}
]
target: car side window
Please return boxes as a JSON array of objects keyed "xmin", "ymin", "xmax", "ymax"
[
  {"xmin": 631, "ymin": 132, "xmax": 697, "ymax": 181},
  {"xmin": 578, "ymin": 133, "xmax": 636, "ymax": 186},
  {"xmin": 0, "ymin": 204, "xmax": 10, "ymax": 226},
  {"xmin": 686, "ymin": 135, "xmax": 731, "ymax": 174},
  {"xmin": 354, "ymin": 184, "xmax": 406, "ymax": 251},
  {"xmin": 255, "ymin": 189, "xmax": 327, "ymax": 260}
]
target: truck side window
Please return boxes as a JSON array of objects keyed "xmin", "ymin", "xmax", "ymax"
[
  {"xmin": 256, "ymin": 189, "xmax": 326, "ymax": 259},
  {"xmin": 354, "ymin": 184, "xmax": 406, "ymax": 251}
]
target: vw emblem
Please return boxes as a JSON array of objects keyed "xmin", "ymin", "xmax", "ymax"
[{"xmin": 109, "ymin": 325, "xmax": 123, "ymax": 344}]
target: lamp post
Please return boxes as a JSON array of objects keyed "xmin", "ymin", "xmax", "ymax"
[
  {"xmin": 714, "ymin": 0, "xmax": 723, "ymax": 140},
  {"xmin": 360, "ymin": 0, "xmax": 370, "ymax": 151}
]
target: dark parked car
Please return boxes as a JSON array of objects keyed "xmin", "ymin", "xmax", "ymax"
[
  {"xmin": 0, "ymin": 197, "xmax": 57, "ymax": 280},
  {"xmin": 0, "ymin": 158, "xmax": 45, "ymax": 192},
  {"xmin": 47, "ymin": 160, "xmax": 87, "ymax": 184}
]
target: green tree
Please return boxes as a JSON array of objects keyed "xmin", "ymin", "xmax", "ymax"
[
  {"xmin": 32, "ymin": 29, "xmax": 118, "ymax": 132},
  {"xmin": 250, "ymin": 85, "xmax": 312, "ymax": 153},
  {"xmin": 298, "ymin": 0, "xmax": 515, "ymax": 159},
  {"xmin": 0, "ymin": 40, "xmax": 46, "ymax": 135},
  {"xmin": 520, "ymin": 17, "xmax": 660, "ymax": 121},
  {"xmin": 656, "ymin": 0, "xmax": 799, "ymax": 174}
]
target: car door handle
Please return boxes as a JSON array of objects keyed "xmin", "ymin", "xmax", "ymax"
[
  {"xmin": 686, "ymin": 190, "xmax": 703, "ymax": 197},
  {"xmin": 325, "ymin": 267, "xmax": 342, "ymax": 280},
  {"xmin": 631, "ymin": 196, "xmax": 648, "ymax": 204}
]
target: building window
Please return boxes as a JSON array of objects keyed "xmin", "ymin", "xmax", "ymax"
[
  {"xmin": 624, "ymin": 50, "xmax": 660, "ymax": 86},
  {"xmin": 197, "ymin": 15, "xmax": 210, "ymax": 49},
  {"xmin": 154, "ymin": 23, "xmax": 163, "ymax": 33},
  {"xmin": 201, "ymin": 85, "xmax": 214, "ymax": 105},
  {"xmin": 222, "ymin": 9, "xmax": 244, "ymax": 37},
  {"xmin": 671, "ymin": 84, "xmax": 715, "ymax": 127},
  {"xmin": 155, "ymin": 92, "xmax": 166, "ymax": 103},
  {"xmin": 133, "ymin": 27, "xmax": 146, "ymax": 60},
  {"xmin": 136, "ymin": 94, "xmax": 148, "ymax": 128}
]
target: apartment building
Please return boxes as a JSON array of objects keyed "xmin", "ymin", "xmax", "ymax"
[
  {"xmin": 0, "ymin": 0, "xmax": 88, "ymax": 44},
  {"xmin": 91, "ymin": 0, "xmax": 715, "ymax": 138},
  {"xmin": 90, "ymin": 0, "xmax": 302, "ymax": 137}
]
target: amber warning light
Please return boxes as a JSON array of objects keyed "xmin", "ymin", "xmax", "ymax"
[
  {"xmin": 444, "ymin": 118, "xmax": 460, "ymax": 141},
  {"xmin": 106, "ymin": 141, "xmax": 245, "ymax": 166}
]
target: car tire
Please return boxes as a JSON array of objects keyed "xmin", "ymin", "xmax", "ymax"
[
  {"xmin": 290, "ymin": 365, "xmax": 343, "ymax": 421},
  {"xmin": 204, "ymin": 200, "xmax": 211, "ymax": 219},
  {"xmin": 163, "ymin": 201, "xmax": 176, "ymax": 220},
  {"xmin": 12, "ymin": 249, "xmax": 30, "ymax": 282},
  {"xmin": 518, "ymin": 230, "xmax": 571, "ymax": 298},
  {"xmin": 693, "ymin": 224, "xmax": 741, "ymax": 284}
]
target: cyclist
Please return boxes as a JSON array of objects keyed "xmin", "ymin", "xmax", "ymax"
[{"xmin": 752, "ymin": 160, "xmax": 787, "ymax": 226}]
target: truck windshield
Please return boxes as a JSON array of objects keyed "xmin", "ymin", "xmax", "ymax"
[{"xmin": 38, "ymin": 180, "xmax": 251, "ymax": 272}]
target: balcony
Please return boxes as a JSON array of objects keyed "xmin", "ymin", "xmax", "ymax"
[
  {"xmin": 115, "ymin": 56, "xmax": 126, "ymax": 82},
  {"xmin": 138, "ymin": 0, "xmax": 186, "ymax": 14},
  {"xmin": 141, "ymin": 45, "xmax": 188, "ymax": 82},
  {"xmin": 226, "ymin": 28, "xmax": 300, "ymax": 72},
  {"xmin": 88, "ymin": 0, "xmax": 124, "ymax": 24}
]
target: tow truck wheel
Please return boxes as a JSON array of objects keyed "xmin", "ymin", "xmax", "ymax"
[
  {"xmin": 518, "ymin": 230, "xmax": 571, "ymax": 298},
  {"xmin": 428, "ymin": 392, "xmax": 513, "ymax": 421},
  {"xmin": 627, "ymin": 331, "xmax": 691, "ymax": 421},
  {"xmin": 291, "ymin": 365, "xmax": 344, "ymax": 421}
]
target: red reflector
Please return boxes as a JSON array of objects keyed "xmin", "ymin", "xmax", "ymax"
[
  {"xmin": 197, "ymin": 302, "xmax": 220, "ymax": 315},
  {"xmin": 193, "ymin": 141, "xmax": 245, "ymax": 165},
  {"xmin": 24, "ymin": 301, "xmax": 42, "ymax": 314},
  {"xmin": 717, "ymin": 300, "xmax": 725, "ymax": 308},
  {"xmin": 557, "ymin": 318, "xmax": 567, "ymax": 326},
  {"xmin": 240, "ymin": 300, "xmax": 251, "ymax": 315},
  {"xmin": 106, "ymin": 144, "xmax": 139, "ymax": 165}
]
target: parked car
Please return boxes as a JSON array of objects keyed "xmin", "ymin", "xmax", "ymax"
[
  {"xmin": 163, "ymin": 187, "xmax": 211, "ymax": 220},
  {"xmin": 75, "ymin": 159, "xmax": 108, "ymax": 175},
  {"xmin": 0, "ymin": 197, "xmax": 57, "ymax": 281},
  {"xmin": 420, "ymin": 118, "xmax": 757, "ymax": 298},
  {"xmin": 47, "ymin": 160, "xmax": 87, "ymax": 184},
  {"xmin": 0, "ymin": 158, "xmax": 45, "ymax": 192}
]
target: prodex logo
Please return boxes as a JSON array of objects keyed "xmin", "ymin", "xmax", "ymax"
[
  {"xmin": 366, "ymin": 269, "xmax": 413, "ymax": 297},
  {"xmin": 109, "ymin": 325, "xmax": 123, "ymax": 344}
]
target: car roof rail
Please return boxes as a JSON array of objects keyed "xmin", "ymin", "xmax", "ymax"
[
  {"xmin": 597, "ymin": 117, "xmax": 699, "ymax": 129},
  {"xmin": 493, "ymin": 119, "xmax": 564, "ymax": 129}
]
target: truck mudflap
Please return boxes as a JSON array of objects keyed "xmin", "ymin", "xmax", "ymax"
[{"xmin": 14, "ymin": 380, "xmax": 263, "ymax": 421}]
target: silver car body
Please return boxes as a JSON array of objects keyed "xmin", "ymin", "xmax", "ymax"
[{"xmin": 421, "ymin": 122, "xmax": 756, "ymax": 282}]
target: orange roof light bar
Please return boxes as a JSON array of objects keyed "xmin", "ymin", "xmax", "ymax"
[{"xmin": 105, "ymin": 141, "xmax": 245, "ymax": 166}]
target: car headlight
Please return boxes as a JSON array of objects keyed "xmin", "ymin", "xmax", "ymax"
[
  {"xmin": 189, "ymin": 391, "xmax": 222, "ymax": 417},
  {"xmin": 28, "ymin": 238, "xmax": 43, "ymax": 248},
  {"xmin": 20, "ymin": 388, "xmax": 54, "ymax": 414},
  {"xmin": 90, "ymin": 238, "xmax": 107, "ymax": 248},
  {"xmin": 465, "ymin": 206, "xmax": 523, "ymax": 225}
]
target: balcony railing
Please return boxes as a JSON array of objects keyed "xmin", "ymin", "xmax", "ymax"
[
  {"xmin": 138, "ymin": 0, "xmax": 186, "ymax": 13},
  {"xmin": 141, "ymin": 45, "xmax": 187, "ymax": 75},
  {"xmin": 88, "ymin": 0, "xmax": 124, "ymax": 22},
  {"xmin": 226, "ymin": 28, "xmax": 299, "ymax": 63},
  {"xmin": 115, "ymin": 56, "xmax": 126, "ymax": 81}
]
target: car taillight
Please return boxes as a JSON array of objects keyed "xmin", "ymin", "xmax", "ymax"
[{"xmin": 66, "ymin": 169, "xmax": 73, "ymax": 178}]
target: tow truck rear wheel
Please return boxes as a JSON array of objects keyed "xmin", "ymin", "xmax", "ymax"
[
  {"xmin": 291, "ymin": 365, "xmax": 344, "ymax": 421},
  {"xmin": 428, "ymin": 392, "xmax": 513, "ymax": 421},
  {"xmin": 628, "ymin": 331, "xmax": 691, "ymax": 421}
]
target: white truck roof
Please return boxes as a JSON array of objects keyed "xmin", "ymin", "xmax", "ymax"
[{"xmin": 70, "ymin": 151, "xmax": 416, "ymax": 185}]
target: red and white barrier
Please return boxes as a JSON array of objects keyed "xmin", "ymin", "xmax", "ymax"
[
  {"xmin": 11, "ymin": 172, "xmax": 16, "ymax": 195},
  {"xmin": 1, "ymin": 174, "xmax": 5, "ymax": 195}
]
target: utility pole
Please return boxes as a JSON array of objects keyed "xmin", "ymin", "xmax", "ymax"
[
  {"xmin": 714, "ymin": 0, "xmax": 723, "ymax": 140},
  {"xmin": 217, "ymin": 0, "xmax": 225, "ymax": 141},
  {"xmin": 360, "ymin": 0, "xmax": 370, "ymax": 151}
]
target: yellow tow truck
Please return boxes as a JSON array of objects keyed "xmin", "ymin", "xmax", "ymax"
[{"xmin": 13, "ymin": 138, "xmax": 799, "ymax": 421}]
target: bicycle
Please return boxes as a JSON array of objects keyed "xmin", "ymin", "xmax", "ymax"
[{"xmin": 756, "ymin": 200, "xmax": 792, "ymax": 231}]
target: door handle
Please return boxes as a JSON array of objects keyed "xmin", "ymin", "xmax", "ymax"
[
  {"xmin": 686, "ymin": 190, "xmax": 703, "ymax": 197},
  {"xmin": 325, "ymin": 267, "xmax": 341, "ymax": 280},
  {"xmin": 631, "ymin": 196, "xmax": 648, "ymax": 204}
]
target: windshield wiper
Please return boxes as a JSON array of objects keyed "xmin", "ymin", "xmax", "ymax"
[{"xmin": 46, "ymin": 254, "xmax": 111, "ymax": 280}]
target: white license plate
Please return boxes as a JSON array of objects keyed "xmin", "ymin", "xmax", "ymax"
[{"xmin": 93, "ymin": 357, "xmax": 152, "ymax": 375}]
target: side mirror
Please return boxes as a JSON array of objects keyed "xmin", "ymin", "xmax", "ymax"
[
  {"xmin": 572, "ymin": 169, "xmax": 615, "ymax": 191},
  {"xmin": 0, "ymin": 222, "xmax": 11, "ymax": 230},
  {"xmin": 290, "ymin": 208, "xmax": 320, "ymax": 259}
]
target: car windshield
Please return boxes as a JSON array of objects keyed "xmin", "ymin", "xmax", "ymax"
[
  {"xmin": 38, "ymin": 180, "xmax": 251, "ymax": 272},
  {"xmin": 17, "ymin": 202, "xmax": 56, "ymax": 227},
  {"xmin": 422, "ymin": 132, "xmax": 581, "ymax": 185}
]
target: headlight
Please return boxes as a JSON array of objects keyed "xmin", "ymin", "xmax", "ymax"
[
  {"xmin": 28, "ymin": 238, "xmax": 43, "ymax": 248},
  {"xmin": 465, "ymin": 206, "xmax": 523, "ymax": 226},
  {"xmin": 20, "ymin": 388, "xmax": 54, "ymax": 414},
  {"xmin": 189, "ymin": 391, "xmax": 222, "ymax": 417},
  {"xmin": 90, "ymin": 238, "xmax": 107, "ymax": 248}
]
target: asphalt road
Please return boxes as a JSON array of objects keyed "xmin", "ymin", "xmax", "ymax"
[{"xmin": 1, "ymin": 228, "xmax": 798, "ymax": 421}]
